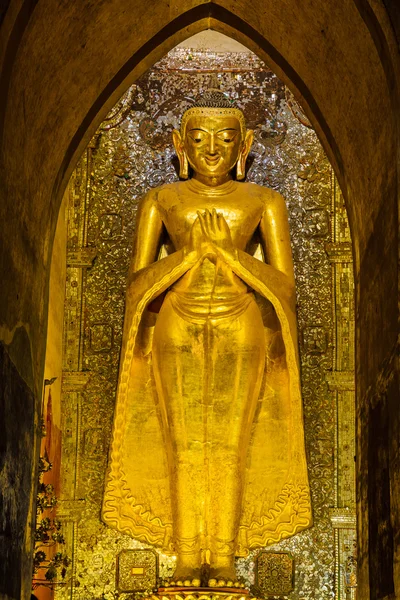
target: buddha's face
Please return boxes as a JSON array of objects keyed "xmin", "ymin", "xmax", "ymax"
[{"xmin": 183, "ymin": 115, "xmax": 243, "ymax": 180}]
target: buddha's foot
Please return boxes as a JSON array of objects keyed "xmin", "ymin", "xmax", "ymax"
[
  {"xmin": 207, "ymin": 566, "xmax": 245, "ymax": 589},
  {"xmin": 163, "ymin": 559, "xmax": 203, "ymax": 588},
  {"xmin": 207, "ymin": 578, "xmax": 246, "ymax": 589},
  {"xmin": 164, "ymin": 574, "xmax": 201, "ymax": 588},
  {"xmin": 164, "ymin": 580, "xmax": 201, "ymax": 588}
]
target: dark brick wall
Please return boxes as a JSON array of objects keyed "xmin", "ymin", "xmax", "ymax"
[
  {"xmin": 0, "ymin": 341, "xmax": 37, "ymax": 598},
  {"xmin": 368, "ymin": 386, "xmax": 394, "ymax": 598}
]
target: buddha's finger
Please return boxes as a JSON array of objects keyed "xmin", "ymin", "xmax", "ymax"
[
  {"xmin": 191, "ymin": 214, "xmax": 201, "ymax": 232},
  {"xmin": 211, "ymin": 208, "xmax": 218, "ymax": 233},
  {"xmin": 216, "ymin": 212, "xmax": 223, "ymax": 232},
  {"xmin": 204, "ymin": 209, "xmax": 212, "ymax": 234},
  {"xmin": 219, "ymin": 213, "xmax": 230, "ymax": 232},
  {"xmin": 197, "ymin": 211, "xmax": 208, "ymax": 236}
]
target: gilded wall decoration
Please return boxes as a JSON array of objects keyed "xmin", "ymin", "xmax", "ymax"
[
  {"xmin": 255, "ymin": 552, "xmax": 294, "ymax": 597},
  {"xmin": 56, "ymin": 47, "xmax": 355, "ymax": 600},
  {"xmin": 117, "ymin": 550, "xmax": 158, "ymax": 593}
]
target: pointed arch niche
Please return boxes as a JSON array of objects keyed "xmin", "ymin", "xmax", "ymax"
[{"xmin": 41, "ymin": 31, "xmax": 356, "ymax": 600}]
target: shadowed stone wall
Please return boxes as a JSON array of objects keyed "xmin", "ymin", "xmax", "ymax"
[{"xmin": 0, "ymin": 332, "xmax": 38, "ymax": 600}]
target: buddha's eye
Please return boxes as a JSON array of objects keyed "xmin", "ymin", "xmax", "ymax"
[
  {"xmin": 189, "ymin": 136, "xmax": 203, "ymax": 144},
  {"xmin": 188, "ymin": 131, "xmax": 206, "ymax": 144},
  {"xmin": 217, "ymin": 130, "xmax": 238, "ymax": 143}
]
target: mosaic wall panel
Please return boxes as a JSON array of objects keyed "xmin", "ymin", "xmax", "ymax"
[
  {"xmin": 117, "ymin": 550, "xmax": 158, "ymax": 593},
  {"xmin": 255, "ymin": 552, "xmax": 294, "ymax": 596},
  {"xmin": 56, "ymin": 47, "xmax": 356, "ymax": 600}
]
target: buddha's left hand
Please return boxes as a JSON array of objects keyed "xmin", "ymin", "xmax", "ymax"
[{"xmin": 197, "ymin": 209, "xmax": 238, "ymax": 261}]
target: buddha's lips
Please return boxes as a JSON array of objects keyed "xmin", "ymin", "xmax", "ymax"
[{"xmin": 204, "ymin": 155, "xmax": 220, "ymax": 165}]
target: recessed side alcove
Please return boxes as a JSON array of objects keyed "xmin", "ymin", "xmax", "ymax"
[{"xmin": 33, "ymin": 32, "xmax": 356, "ymax": 599}]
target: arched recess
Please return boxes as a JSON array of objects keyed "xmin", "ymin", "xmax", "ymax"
[
  {"xmin": 54, "ymin": 6, "xmax": 349, "ymax": 252},
  {"xmin": 45, "ymin": 37, "xmax": 357, "ymax": 599},
  {"xmin": 0, "ymin": 2, "xmax": 398, "ymax": 598}
]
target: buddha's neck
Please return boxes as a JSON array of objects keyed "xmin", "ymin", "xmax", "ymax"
[
  {"xmin": 193, "ymin": 173, "xmax": 231, "ymax": 187},
  {"xmin": 187, "ymin": 176, "xmax": 239, "ymax": 196}
]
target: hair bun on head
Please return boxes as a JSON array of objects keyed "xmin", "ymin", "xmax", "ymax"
[
  {"xmin": 180, "ymin": 90, "xmax": 246, "ymax": 135},
  {"xmin": 192, "ymin": 89, "xmax": 235, "ymax": 108}
]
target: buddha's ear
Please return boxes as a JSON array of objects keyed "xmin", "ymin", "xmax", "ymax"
[
  {"xmin": 172, "ymin": 129, "xmax": 189, "ymax": 179},
  {"xmin": 236, "ymin": 129, "xmax": 254, "ymax": 181}
]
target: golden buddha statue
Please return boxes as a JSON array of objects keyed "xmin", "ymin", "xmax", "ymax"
[{"xmin": 102, "ymin": 91, "xmax": 312, "ymax": 588}]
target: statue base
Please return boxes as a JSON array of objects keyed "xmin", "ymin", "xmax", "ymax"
[{"xmin": 146, "ymin": 587, "xmax": 256, "ymax": 600}]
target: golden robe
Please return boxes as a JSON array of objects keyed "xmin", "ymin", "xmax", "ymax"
[{"xmin": 102, "ymin": 182, "xmax": 312, "ymax": 556}]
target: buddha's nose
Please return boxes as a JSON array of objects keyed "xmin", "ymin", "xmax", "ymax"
[{"xmin": 208, "ymin": 134, "xmax": 216, "ymax": 155}]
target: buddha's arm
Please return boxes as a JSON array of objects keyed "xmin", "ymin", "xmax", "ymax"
[
  {"xmin": 128, "ymin": 189, "xmax": 164, "ymax": 276},
  {"xmin": 124, "ymin": 190, "xmax": 201, "ymax": 323},
  {"xmin": 258, "ymin": 189, "xmax": 295, "ymax": 289},
  {"xmin": 234, "ymin": 249, "xmax": 295, "ymax": 307},
  {"xmin": 215, "ymin": 239, "xmax": 298, "ymax": 361},
  {"xmin": 119, "ymin": 191, "xmax": 201, "ymax": 360},
  {"xmin": 207, "ymin": 190, "xmax": 295, "ymax": 307},
  {"xmin": 236, "ymin": 189, "xmax": 296, "ymax": 309},
  {"xmin": 202, "ymin": 191, "xmax": 298, "ymax": 359}
]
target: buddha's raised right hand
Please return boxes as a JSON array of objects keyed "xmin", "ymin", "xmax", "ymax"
[
  {"xmin": 186, "ymin": 214, "xmax": 218, "ymax": 263},
  {"xmin": 196, "ymin": 208, "xmax": 238, "ymax": 263}
]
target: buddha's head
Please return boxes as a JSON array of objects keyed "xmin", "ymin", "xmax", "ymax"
[{"xmin": 173, "ymin": 91, "xmax": 254, "ymax": 186}]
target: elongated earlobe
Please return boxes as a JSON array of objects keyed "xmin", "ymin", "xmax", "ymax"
[
  {"xmin": 236, "ymin": 155, "xmax": 245, "ymax": 180},
  {"xmin": 179, "ymin": 152, "xmax": 189, "ymax": 179},
  {"xmin": 236, "ymin": 129, "xmax": 254, "ymax": 181},
  {"xmin": 172, "ymin": 128, "xmax": 189, "ymax": 179}
]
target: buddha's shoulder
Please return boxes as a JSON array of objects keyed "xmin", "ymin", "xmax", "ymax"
[
  {"xmin": 142, "ymin": 181, "xmax": 285, "ymax": 208},
  {"xmin": 142, "ymin": 181, "xmax": 184, "ymax": 203},
  {"xmin": 239, "ymin": 182, "xmax": 286, "ymax": 208}
]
